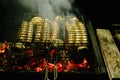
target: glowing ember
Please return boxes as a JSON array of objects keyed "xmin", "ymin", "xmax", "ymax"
[
  {"xmin": 0, "ymin": 41, "xmax": 90, "ymax": 72},
  {"xmin": 27, "ymin": 58, "xmax": 90, "ymax": 72},
  {"xmin": 64, "ymin": 58, "xmax": 90, "ymax": 72},
  {"xmin": 0, "ymin": 49, "xmax": 5, "ymax": 53},
  {"xmin": 35, "ymin": 67, "xmax": 43, "ymax": 72}
]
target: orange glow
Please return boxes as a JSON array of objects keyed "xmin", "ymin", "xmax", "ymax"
[
  {"xmin": 76, "ymin": 58, "xmax": 90, "ymax": 68},
  {"xmin": 65, "ymin": 58, "xmax": 90, "ymax": 72},
  {"xmin": 57, "ymin": 62, "xmax": 63, "ymax": 72},
  {"xmin": 28, "ymin": 58, "xmax": 90, "ymax": 72},
  {"xmin": 49, "ymin": 50, "xmax": 58, "ymax": 55},
  {"xmin": 0, "ymin": 41, "xmax": 10, "ymax": 54},
  {"xmin": 35, "ymin": 67, "xmax": 43, "ymax": 72},
  {"xmin": 0, "ymin": 49, "xmax": 5, "ymax": 53}
]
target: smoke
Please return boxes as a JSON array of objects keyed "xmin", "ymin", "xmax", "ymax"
[{"xmin": 18, "ymin": 0, "xmax": 79, "ymax": 18}]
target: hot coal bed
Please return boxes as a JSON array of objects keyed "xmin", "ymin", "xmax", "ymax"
[{"xmin": 0, "ymin": 15, "xmax": 110, "ymax": 80}]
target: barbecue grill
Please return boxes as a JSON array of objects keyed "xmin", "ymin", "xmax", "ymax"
[{"xmin": 0, "ymin": 14, "xmax": 110, "ymax": 80}]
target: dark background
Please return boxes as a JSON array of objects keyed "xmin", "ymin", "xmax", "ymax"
[{"xmin": 0, "ymin": 0, "xmax": 120, "ymax": 41}]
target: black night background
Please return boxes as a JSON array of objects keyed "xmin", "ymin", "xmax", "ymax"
[{"xmin": 0, "ymin": 0, "xmax": 120, "ymax": 42}]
